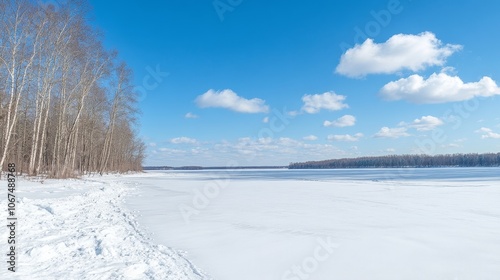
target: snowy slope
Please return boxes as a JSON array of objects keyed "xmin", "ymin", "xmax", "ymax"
[{"xmin": 0, "ymin": 176, "xmax": 212, "ymax": 280}]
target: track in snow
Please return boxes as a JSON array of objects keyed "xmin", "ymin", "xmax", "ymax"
[{"xmin": 0, "ymin": 177, "xmax": 211, "ymax": 280}]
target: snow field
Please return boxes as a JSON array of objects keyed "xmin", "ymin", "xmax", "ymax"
[
  {"xmin": 2, "ymin": 169, "xmax": 500, "ymax": 280},
  {"xmin": 0, "ymin": 177, "xmax": 211, "ymax": 280},
  {"xmin": 120, "ymin": 170, "xmax": 500, "ymax": 280}
]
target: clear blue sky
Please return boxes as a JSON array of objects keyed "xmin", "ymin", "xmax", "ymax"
[{"xmin": 88, "ymin": 0, "xmax": 500, "ymax": 166}]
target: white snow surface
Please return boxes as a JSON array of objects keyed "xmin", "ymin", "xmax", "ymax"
[
  {"xmin": 1, "ymin": 169, "xmax": 500, "ymax": 280},
  {"xmin": 0, "ymin": 176, "xmax": 211, "ymax": 280},
  {"xmin": 118, "ymin": 169, "xmax": 500, "ymax": 280}
]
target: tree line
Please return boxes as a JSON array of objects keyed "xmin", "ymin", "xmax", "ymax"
[
  {"xmin": 289, "ymin": 153, "xmax": 500, "ymax": 169},
  {"xmin": 0, "ymin": 0, "xmax": 145, "ymax": 177}
]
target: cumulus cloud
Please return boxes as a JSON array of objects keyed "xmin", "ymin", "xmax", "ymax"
[
  {"xmin": 185, "ymin": 112, "xmax": 199, "ymax": 119},
  {"xmin": 303, "ymin": 135, "xmax": 318, "ymax": 141},
  {"xmin": 301, "ymin": 92, "xmax": 348, "ymax": 114},
  {"xmin": 170, "ymin": 137, "xmax": 198, "ymax": 144},
  {"xmin": 195, "ymin": 89, "xmax": 269, "ymax": 113},
  {"xmin": 336, "ymin": 32, "xmax": 461, "ymax": 77},
  {"xmin": 380, "ymin": 73, "xmax": 500, "ymax": 104},
  {"xmin": 324, "ymin": 115, "xmax": 356, "ymax": 127},
  {"xmin": 374, "ymin": 127, "xmax": 410, "ymax": 138},
  {"xmin": 376, "ymin": 116, "xmax": 442, "ymax": 140},
  {"xmin": 403, "ymin": 115, "xmax": 444, "ymax": 131},
  {"xmin": 476, "ymin": 127, "xmax": 500, "ymax": 139},
  {"xmin": 327, "ymin": 133, "xmax": 363, "ymax": 142}
]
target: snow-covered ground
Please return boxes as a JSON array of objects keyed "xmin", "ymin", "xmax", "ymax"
[
  {"xmin": 0, "ymin": 175, "xmax": 211, "ymax": 280},
  {"xmin": 1, "ymin": 169, "xmax": 500, "ymax": 279},
  {"xmin": 117, "ymin": 169, "xmax": 500, "ymax": 280}
]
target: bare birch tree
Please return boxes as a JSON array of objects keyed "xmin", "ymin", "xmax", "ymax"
[{"xmin": 0, "ymin": 0, "xmax": 145, "ymax": 177}]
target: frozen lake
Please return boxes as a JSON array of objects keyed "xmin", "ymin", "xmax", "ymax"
[
  {"xmin": 121, "ymin": 168, "xmax": 500, "ymax": 280},
  {"xmin": 152, "ymin": 167, "xmax": 500, "ymax": 181}
]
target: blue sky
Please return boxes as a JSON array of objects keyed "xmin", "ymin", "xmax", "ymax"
[{"xmin": 88, "ymin": 0, "xmax": 500, "ymax": 166}]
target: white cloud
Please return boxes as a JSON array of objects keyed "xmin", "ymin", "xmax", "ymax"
[
  {"xmin": 404, "ymin": 115, "xmax": 444, "ymax": 131},
  {"xmin": 476, "ymin": 127, "xmax": 500, "ymax": 139},
  {"xmin": 185, "ymin": 112, "xmax": 199, "ymax": 119},
  {"xmin": 258, "ymin": 137, "xmax": 273, "ymax": 144},
  {"xmin": 170, "ymin": 137, "xmax": 198, "ymax": 144},
  {"xmin": 149, "ymin": 142, "xmax": 157, "ymax": 147},
  {"xmin": 327, "ymin": 133, "xmax": 363, "ymax": 142},
  {"xmin": 380, "ymin": 73, "xmax": 500, "ymax": 104},
  {"xmin": 374, "ymin": 127, "xmax": 410, "ymax": 138},
  {"xmin": 386, "ymin": 148, "xmax": 396, "ymax": 153},
  {"xmin": 278, "ymin": 137, "xmax": 302, "ymax": 146},
  {"xmin": 191, "ymin": 148, "xmax": 203, "ymax": 154},
  {"xmin": 218, "ymin": 136, "xmax": 345, "ymax": 159},
  {"xmin": 440, "ymin": 66, "xmax": 457, "ymax": 75},
  {"xmin": 441, "ymin": 138, "xmax": 466, "ymax": 148},
  {"xmin": 301, "ymin": 92, "xmax": 348, "ymax": 114},
  {"xmin": 195, "ymin": 89, "xmax": 269, "ymax": 113},
  {"xmin": 336, "ymin": 32, "xmax": 461, "ymax": 77},
  {"xmin": 324, "ymin": 115, "xmax": 356, "ymax": 127},
  {"xmin": 303, "ymin": 135, "xmax": 318, "ymax": 141},
  {"xmin": 147, "ymin": 137, "xmax": 355, "ymax": 166},
  {"xmin": 441, "ymin": 143, "xmax": 460, "ymax": 148},
  {"xmin": 262, "ymin": 117, "xmax": 269, "ymax": 123},
  {"xmin": 159, "ymin": 148, "xmax": 185, "ymax": 153}
]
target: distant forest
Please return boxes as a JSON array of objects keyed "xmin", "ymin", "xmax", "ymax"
[{"xmin": 289, "ymin": 153, "xmax": 500, "ymax": 169}]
